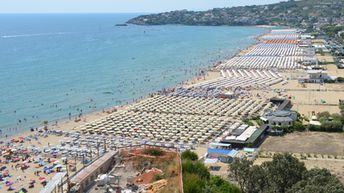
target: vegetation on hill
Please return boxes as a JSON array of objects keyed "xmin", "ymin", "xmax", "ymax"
[
  {"xmin": 181, "ymin": 149, "xmax": 199, "ymax": 161},
  {"xmin": 322, "ymin": 25, "xmax": 344, "ymax": 38},
  {"xmin": 269, "ymin": 110, "xmax": 344, "ymax": 134},
  {"xmin": 308, "ymin": 111, "xmax": 344, "ymax": 132},
  {"xmin": 128, "ymin": 0, "xmax": 344, "ymax": 30},
  {"xmin": 181, "ymin": 150, "xmax": 240, "ymax": 193},
  {"xmin": 230, "ymin": 153, "xmax": 344, "ymax": 193}
]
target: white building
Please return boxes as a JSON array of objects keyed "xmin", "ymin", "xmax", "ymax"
[{"xmin": 298, "ymin": 70, "xmax": 335, "ymax": 83}]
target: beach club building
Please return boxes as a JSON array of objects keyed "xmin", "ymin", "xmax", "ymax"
[
  {"xmin": 213, "ymin": 123, "xmax": 268, "ymax": 148},
  {"xmin": 260, "ymin": 110, "xmax": 298, "ymax": 127},
  {"xmin": 298, "ymin": 70, "xmax": 334, "ymax": 83}
]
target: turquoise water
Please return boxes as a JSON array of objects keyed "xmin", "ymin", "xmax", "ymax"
[{"xmin": 0, "ymin": 14, "xmax": 266, "ymax": 136}]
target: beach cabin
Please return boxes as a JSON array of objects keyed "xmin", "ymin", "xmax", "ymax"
[
  {"xmin": 205, "ymin": 143, "xmax": 237, "ymax": 163},
  {"xmin": 303, "ymin": 48, "xmax": 316, "ymax": 56},
  {"xmin": 300, "ymin": 34, "xmax": 313, "ymax": 40}
]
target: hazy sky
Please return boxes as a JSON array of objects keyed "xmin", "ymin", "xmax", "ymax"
[{"xmin": 0, "ymin": 0, "xmax": 283, "ymax": 13}]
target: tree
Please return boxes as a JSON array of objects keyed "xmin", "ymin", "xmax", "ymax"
[
  {"xmin": 262, "ymin": 153, "xmax": 307, "ymax": 193},
  {"xmin": 229, "ymin": 158, "xmax": 253, "ymax": 192},
  {"xmin": 246, "ymin": 165, "xmax": 269, "ymax": 193},
  {"xmin": 183, "ymin": 173, "xmax": 204, "ymax": 193},
  {"xmin": 287, "ymin": 168, "xmax": 344, "ymax": 193},
  {"xmin": 181, "ymin": 150, "xmax": 198, "ymax": 161},
  {"xmin": 318, "ymin": 111, "xmax": 331, "ymax": 119},
  {"xmin": 203, "ymin": 175, "xmax": 241, "ymax": 193},
  {"xmin": 230, "ymin": 154, "xmax": 308, "ymax": 193},
  {"xmin": 182, "ymin": 160, "xmax": 210, "ymax": 180}
]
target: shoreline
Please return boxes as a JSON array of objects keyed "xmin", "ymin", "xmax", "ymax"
[{"xmin": 1, "ymin": 27, "xmax": 268, "ymax": 141}]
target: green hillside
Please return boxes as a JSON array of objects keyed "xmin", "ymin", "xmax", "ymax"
[{"xmin": 128, "ymin": 0, "xmax": 344, "ymax": 30}]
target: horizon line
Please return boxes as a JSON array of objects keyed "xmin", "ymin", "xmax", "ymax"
[{"xmin": 0, "ymin": 12, "xmax": 152, "ymax": 14}]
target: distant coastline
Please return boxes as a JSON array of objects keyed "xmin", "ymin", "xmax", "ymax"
[{"xmin": 127, "ymin": 0, "xmax": 344, "ymax": 29}]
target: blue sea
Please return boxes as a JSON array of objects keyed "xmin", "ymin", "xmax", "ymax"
[{"xmin": 0, "ymin": 13, "xmax": 266, "ymax": 137}]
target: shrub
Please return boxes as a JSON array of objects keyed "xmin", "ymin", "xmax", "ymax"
[
  {"xmin": 241, "ymin": 118, "xmax": 254, "ymax": 126},
  {"xmin": 318, "ymin": 111, "xmax": 331, "ymax": 119},
  {"xmin": 272, "ymin": 125, "xmax": 293, "ymax": 134},
  {"xmin": 308, "ymin": 124, "xmax": 322, "ymax": 131},
  {"xmin": 337, "ymin": 77, "xmax": 344, "ymax": 83},
  {"xmin": 182, "ymin": 160, "xmax": 210, "ymax": 180},
  {"xmin": 153, "ymin": 173, "xmax": 165, "ymax": 181},
  {"xmin": 293, "ymin": 121, "xmax": 306, "ymax": 132},
  {"xmin": 183, "ymin": 173, "xmax": 204, "ymax": 193},
  {"xmin": 205, "ymin": 175, "xmax": 241, "ymax": 193},
  {"xmin": 320, "ymin": 120, "xmax": 343, "ymax": 132},
  {"xmin": 143, "ymin": 148, "xmax": 164, "ymax": 156},
  {"xmin": 182, "ymin": 151, "xmax": 240, "ymax": 193},
  {"xmin": 181, "ymin": 150, "xmax": 198, "ymax": 161}
]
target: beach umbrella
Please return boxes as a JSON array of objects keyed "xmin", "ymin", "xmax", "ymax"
[
  {"xmin": 39, "ymin": 177, "xmax": 46, "ymax": 183},
  {"xmin": 6, "ymin": 181, "xmax": 14, "ymax": 186},
  {"xmin": 20, "ymin": 188, "xmax": 28, "ymax": 193},
  {"xmin": 8, "ymin": 186, "xmax": 15, "ymax": 191}
]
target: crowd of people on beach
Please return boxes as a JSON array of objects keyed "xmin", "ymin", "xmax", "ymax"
[{"xmin": 0, "ymin": 129, "xmax": 82, "ymax": 193}]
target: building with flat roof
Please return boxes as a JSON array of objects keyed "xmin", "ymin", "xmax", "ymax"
[
  {"xmin": 215, "ymin": 123, "xmax": 268, "ymax": 148},
  {"xmin": 206, "ymin": 148, "xmax": 238, "ymax": 163},
  {"xmin": 298, "ymin": 70, "xmax": 335, "ymax": 83},
  {"xmin": 302, "ymin": 56, "xmax": 318, "ymax": 65}
]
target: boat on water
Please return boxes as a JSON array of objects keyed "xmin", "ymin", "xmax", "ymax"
[{"xmin": 115, "ymin": 23, "xmax": 128, "ymax": 27}]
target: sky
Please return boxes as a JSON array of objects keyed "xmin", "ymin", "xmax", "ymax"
[{"xmin": 0, "ymin": 0, "xmax": 283, "ymax": 13}]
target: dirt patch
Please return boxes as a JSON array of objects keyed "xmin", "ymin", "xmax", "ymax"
[
  {"xmin": 135, "ymin": 168, "xmax": 163, "ymax": 184},
  {"xmin": 260, "ymin": 132, "xmax": 344, "ymax": 155},
  {"xmin": 119, "ymin": 147, "xmax": 182, "ymax": 193}
]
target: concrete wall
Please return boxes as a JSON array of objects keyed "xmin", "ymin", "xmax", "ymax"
[{"xmin": 70, "ymin": 151, "xmax": 118, "ymax": 193}]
